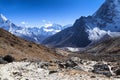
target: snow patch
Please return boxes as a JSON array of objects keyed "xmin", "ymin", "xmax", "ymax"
[
  {"xmin": 87, "ymin": 27, "xmax": 120, "ymax": 41},
  {"xmin": 108, "ymin": 31, "xmax": 120, "ymax": 37},
  {"xmin": 87, "ymin": 27, "xmax": 107, "ymax": 41},
  {"xmin": 65, "ymin": 47, "xmax": 80, "ymax": 52},
  {"xmin": 44, "ymin": 23, "xmax": 53, "ymax": 28},
  {"xmin": 44, "ymin": 28, "xmax": 54, "ymax": 32}
]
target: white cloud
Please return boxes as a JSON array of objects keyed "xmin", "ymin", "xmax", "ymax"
[
  {"xmin": 21, "ymin": 21, "xmax": 26, "ymax": 25},
  {"xmin": 20, "ymin": 21, "xmax": 31, "ymax": 27},
  {"xmin": 42, "ymin": 20, "xmax": 46, "ymax": 23},
  {"xmin": 41, "ymin": 20, "xmax": 53, "ymax": 28}
]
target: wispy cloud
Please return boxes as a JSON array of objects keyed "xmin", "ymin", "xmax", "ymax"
[
  {"xmin": 20, "ymin": 21, "xmax": 31, "ymax": 27},
  {"xmin": 21, "ymin": 21, "xmax": 26, "ymax": 25},
  {"xmin": 41, "ymin": 20, "xmax": 53, "ymax": 28},
  {"xmin": 42, "ymin": 20, "xmax": 46, "ymax": 23}
]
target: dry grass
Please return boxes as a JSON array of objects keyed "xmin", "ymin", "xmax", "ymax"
[
  {"xmin": 69, "ymin": 37, "xmax": 120, "ymax": 62},
  {"xmin": 0, "ymin": 28, "xmax": 64, "ymax": 61}
]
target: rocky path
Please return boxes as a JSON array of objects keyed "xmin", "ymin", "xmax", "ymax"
[{"xmin": 0, "ymin": 60, "xmax": 118, "ymax": 80}]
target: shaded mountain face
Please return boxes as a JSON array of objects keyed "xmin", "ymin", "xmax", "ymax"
[
  {"xmin": 0, "ymin": 14, "xmax": 70, "ymax": 43},
  {"xmin": 42, "ymin": 17, "xmax": 91, "ymax": 47},
  {"xmin": 0, "ymin": 28, "xmax": 63, "ymax": 61},
  {"xmin": 42, "ymin": 0, "xmax": 120, "ymax": 48},
  {"xmin": 79, "ymin": 37, "xmax": 120, "ymax": 62},
  {"xmin": 93, "ymin": 0, "xmax": 120, "ymax": 31}
]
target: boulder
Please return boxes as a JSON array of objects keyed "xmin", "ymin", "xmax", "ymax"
[{"xmin": 3, "ymin": 55, "xmax": 15, "ymax": 63}]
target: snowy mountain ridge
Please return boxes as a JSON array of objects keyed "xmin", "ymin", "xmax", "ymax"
[
  {"xmin": 86, "ymin": 27, "xmax": 120, "ymax": 41},
  {"xmin": 0, "ymin": 14, "xmax": 70, "ymax": 43},
  {"xmin": 92, "ymin": 0, "xmax": 120, "ymax": 31},
  {"xmin": 85, "ymin": 0, "xmax": 120, "ymax": 41},
  {"xmin": 42, "ymin": 0, "xmax": 120, "ymax": 47}
]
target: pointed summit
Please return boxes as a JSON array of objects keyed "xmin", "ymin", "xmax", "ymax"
[
  {"xmin": 42, "ymin": 0, "xmax": 120, "ymax": 47},
  {"xmin": 94, "ymin": 0, "xmax": 120, "ymax": 20},
  {"xmin": 0, "ymin": 14, "xmax": 8, "ymax": 22}
]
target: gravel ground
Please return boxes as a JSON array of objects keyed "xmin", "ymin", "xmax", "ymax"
[{"xmin": 0, "ymin": 61, "xmax": 115, "ymax": 80}]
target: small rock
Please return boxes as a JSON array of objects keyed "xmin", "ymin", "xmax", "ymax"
[
  {"xmin": 115, "ymin": 69, "xmax": 120, "ymax": 75},
  {"xmin": 65, "ymin": 59, "xmax": 77, "ymax": 68},
  {"xmin": 0, "ymin": 57, "xmax": 7, "ymax": 64},
  {"xmin": 49, "ymin": 71, "xmax": 57, "ymax": 74},
  {"xmin": 91, "ymin": 76, "xmax": 96, "ymax": 78},
  {"xmin": 3, "ymin": 78, "xmax": 9, "ymax": 80},
  {"xmin": 12, "ymin": 72, "xmax": 22, "ymax": 76},
  {"xmin": 58, "ymin": 63, "xmax": 65, "ymax": 68}
]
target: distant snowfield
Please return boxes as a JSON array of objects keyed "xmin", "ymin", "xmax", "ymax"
[
  {"xmin": 65, "ymin": 47, "xmax": 80, "ymax": 52},
  {"xmin": 63, "ymin": 47, "xmax": 85, "ymax": 52}
]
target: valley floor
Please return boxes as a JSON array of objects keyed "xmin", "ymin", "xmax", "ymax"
[{"xmin": 0, "ymin": 58, "xmax": 119, "ymax": 80}]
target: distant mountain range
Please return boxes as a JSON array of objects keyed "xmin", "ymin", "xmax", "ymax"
[
  {"xmin": 42, "ymin": 0, "xmax": 120, "ymax": 48},
  {"xmin": 0, "ymin": 14, "xmax": 71, "ymax": 43}
]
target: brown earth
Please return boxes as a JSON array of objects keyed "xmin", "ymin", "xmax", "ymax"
[{"xmin": 0, "ymin": 28, "xmax": 64, "ymax": 61}]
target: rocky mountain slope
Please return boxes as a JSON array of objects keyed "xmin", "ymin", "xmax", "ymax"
[
  {"xmin": 83, "ymin": 36, "xmax": 120, "ymax": 62},
  {"xmin": 0, "ymin": 28, "xmax": 63, "ymax": 61},
  {"xmin": 86, "ymin": 37, "xmax": 120, "ymax": 54},
  {"xmin": 68, "ymin": 36, "xmax": 120, "ymax": 62},
  {"xmin": 42, "ymin": 0, "xmax": 120, "ymax": 48}
]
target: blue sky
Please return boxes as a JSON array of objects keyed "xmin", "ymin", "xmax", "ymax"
[{"xmin": 0, "ymin": 0, "xmax": 105, "ymax": 27}]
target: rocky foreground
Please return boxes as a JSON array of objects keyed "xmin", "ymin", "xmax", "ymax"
[{"xmin": 0, "ymin": 57, "xmax": 120, "ymax": 80}]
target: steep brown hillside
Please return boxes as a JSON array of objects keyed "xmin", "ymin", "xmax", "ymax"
[
  {"xmin": 69, "ymin": 37, "xmax": 120, "ymax": 62},
  {"xmin": 86, "ymin": 37, "xmax": 120, "ymax": 54},
  {"xmin": 0, "ymin": 28, "xmax": 63, "ymax": 61}
]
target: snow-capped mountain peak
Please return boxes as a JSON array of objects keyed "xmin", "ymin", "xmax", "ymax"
[
  {"xmin": 44, "ymin": 23, "xmax": 53, "ymax": 28},
  {"xmin": 0, "ymin": 14, "xmax": 8, "ymax": 21},
  {"xmin": 0, "ymin": 13, "xmax": 70, "ymax": 43},
  {"xmin": 90, "ymin": 0, "xmax": 120, "ymax": 32},
  {"xmin": 94, "ymin": 0, "xmax": 120, "ymax": 17},
  {"xmin": 42, "ymin": 0, "xmax": 120, "ymax": 48},
  {"xmin": 87, "ymin": 0, "xmax": 120, "ymax": 41}
]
